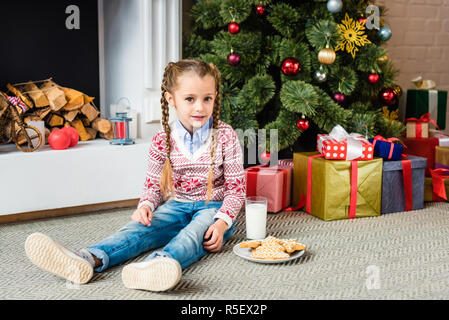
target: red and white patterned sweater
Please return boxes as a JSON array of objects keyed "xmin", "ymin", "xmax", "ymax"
[{"xmin": 138, "ymin": 120, "xmax": 246, "ymax": 228}]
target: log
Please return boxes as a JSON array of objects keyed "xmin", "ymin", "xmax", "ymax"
[
  {"xmin": 99, "ymin": 126, "xmax": 114, "ymax": 140},
  {"xmin": 80, "ymin": 102, "xmax": 100, "ymax": 122},
  {"xmin": 40, "ymin": 80, "xmax": 67, "ymax": 111},
  {"xmin": 60, "ymin": 87, "xmax": 84, "ymax": 111},
  {"xmin": 46, "ymin": 114, "xmax": 64, "ymax": 127},
  {"xmin": 91, "ymin": 117, "xmax": 112, "ymax": 134},
  {"xmin": 81, "ymin": 116, "xmax": 91, "ymax": 127},
  {"xmin": 71, "ymin": 119, "xmax": 91, "ymax": 141},
  {"xmin": 24, "ymin": 82, "xmax": 49, "ymax": 108},
  {"xmin": 63, "ymin": 110, "xmax": 79, "ymax": 122},
  {"xmin": 7, "ymin": 83, "xmax": 34, "ymax": 109},
  {"xmin": 85, "ymin": 127, "xmax": 98, "ymax": 140},
  {"xmin": 25, "ymin": 106, "xmax": 51, "ymax": 121}
]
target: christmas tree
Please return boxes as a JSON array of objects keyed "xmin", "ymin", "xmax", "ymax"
[{"xmin": 183, "ymin": 0, "xmax": 405, "ymax": 159}]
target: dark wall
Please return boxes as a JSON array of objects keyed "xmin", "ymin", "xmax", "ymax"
[{"xmin": 0, "ymin": 0, "xmax": 99, "ymax": 105}]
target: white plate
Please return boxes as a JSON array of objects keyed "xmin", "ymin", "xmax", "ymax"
[{"xmin": 233, "ymin": 240, "xmax": 306, "ymax": 264}]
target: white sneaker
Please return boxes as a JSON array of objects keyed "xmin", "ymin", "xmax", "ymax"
[
  {"xmin": 24, "ymin": 232, "xmax": 94, "ymax": 284},
  {"xmin": 122, "ymin": 257, "xmax": 182, "ymax": 292}
]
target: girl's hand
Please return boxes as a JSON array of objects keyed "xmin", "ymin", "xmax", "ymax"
[
  {"xmin": 131, "ymin": 205, "xmax": 153, "ymax": 227},
  {"xmin": 203, "ymin": 219, "xmax": 228, "ymax": 253}
]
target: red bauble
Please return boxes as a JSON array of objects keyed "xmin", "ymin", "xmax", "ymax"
[
  {"xmin": 368, "ymin": 73, "xmax": 380, "ymax": 84},
  {"xmin": 61, "ymin": 126, "xmax": 79, "ymax": 147},
  {"xmin": 379, "ymin": 87, "xmax": 398, "ymax": 106},
  {"xmin": 296, "ymin": 119, "xmax": 309, "ymax": 131},
  {"xmin": 358, "ymin": 17, "xmax": 367, "ymax": 25},
  {"xmin": 260, "ymin": 151, "xmax": 270, "ymax": 163},
  {"xmin": 333, "ymin": 92, "xmax": 346, "ymax": 103},
  {"xmin": 228, "ymin": 21, "xmax": 240, "ymax": 34},
  {"xmin": 48, "ymin": 129, "xmax": 71, "ymax": 150},
  {"xmin": 227, "ymin": 52, "xmax": 241, "ymax": 66},
  {"xmin": 256, "ymin": 4, "xmax": 265, "ymax": 15},
  {"xmin": 281, "ymin": 57, "xmax": 301, "ymax": 76}
]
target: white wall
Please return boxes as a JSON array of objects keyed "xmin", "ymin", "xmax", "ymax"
[{"xmin": 100, "ymin": 0, "xmax": 181, "ymax": 140}]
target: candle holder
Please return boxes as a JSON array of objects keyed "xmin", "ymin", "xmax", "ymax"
[{"xmin": 110, "ymin": 112, "xmax": 135, "ymax": 145}]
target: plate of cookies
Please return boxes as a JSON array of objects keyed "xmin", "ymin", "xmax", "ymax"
[{"xmin": 233, "ymin": 236, "xmax": 306, "ymax": 264}]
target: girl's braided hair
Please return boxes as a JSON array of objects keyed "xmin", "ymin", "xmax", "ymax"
[{"xmin": 160, "ymin": 59, "xmax": 222, "ymax": 202}]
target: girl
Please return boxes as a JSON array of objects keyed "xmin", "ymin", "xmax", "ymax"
[{"xmin": 25, "ymin": 59, "xmax": 246, "ymax": 292}]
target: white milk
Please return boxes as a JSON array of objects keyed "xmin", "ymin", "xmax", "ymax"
[{"xmin": 245, "ymin": 203, "xmax": 267, "ymax": 240}]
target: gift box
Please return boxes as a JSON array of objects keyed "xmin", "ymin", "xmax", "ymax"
[
  {"xmin": 317, "ymin": 125, "xmax": 374, "ymax": 161},
  {"xmin": 435, "ymin": 146, "xmax": 449, "ymax": 170},
  {"xmin": 381, "ymin": 156, "xmax": 426, "ymax": 213},
  {"xmin": 405, "ymin": 89, "xmax": 447, "ymax": 130},
  {"xmin": 368, "ymin": 136, "xmax": 403, "ymax": 161},
  {"xmin": 430, "ymin": 130, "xmax": 449, "ymax": 147},
  {"xmin": 402, "ymin": 137, "xmax": 439, "ymax": 177},
  {"xmin": 292, "ymin": 152, "xmax": 382, "ymax": 221},
  {"xmin": 245, "ymin": 160, "xmax": 293, "ymax": 213},
  {"xmin": 424, "ymin": 170, "xmax": 449, "ymax": 202},
  {"xmin": 406, "ymin": 120, "xmax": 429, "ymax": 138}
]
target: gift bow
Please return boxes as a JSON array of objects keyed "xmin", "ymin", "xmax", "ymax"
[
  {"xmin": 326, "ymin": 125, "xmax": 368, "ymax": 161},
  {"xmin": 372, "ymin": 135, "xmax": 400, "ymax": 160},
  {"xmin": 430, "ymin": 168, "xmax": 449, "ymax": 200},
  {"xmin": 406, "ymin": 112, "xmax": 439, "ymax": 129}
]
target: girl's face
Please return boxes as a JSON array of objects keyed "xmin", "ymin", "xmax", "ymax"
[{"xmin": 164, "ymin": 71, "xmax": 216, "ymax": 134}]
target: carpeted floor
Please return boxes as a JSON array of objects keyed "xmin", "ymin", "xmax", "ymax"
[{"xmin": 1, "ymin": 202, "xmax": 449, "ymax": 300}]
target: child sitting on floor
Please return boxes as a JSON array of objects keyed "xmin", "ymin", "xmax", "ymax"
[{"xmin": 25, "ymin": 59, "xmax": 246, "ymax": 292}]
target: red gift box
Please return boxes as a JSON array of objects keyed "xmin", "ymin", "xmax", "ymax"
[
  {"xmin": 245, "ymin": 160, "xmax": 292, "ymax": 213},
  {"xmin": 403, "ymin": 137, "xmax": 439, "ymax": 176},
  {"xmin": 317, "ymin": 134, "xmax": 374, "ymax": 160}
]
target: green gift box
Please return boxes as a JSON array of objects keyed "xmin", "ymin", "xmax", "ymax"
[
  {"xmin": 292, "ymin": 152, "xmax": 382, "ymax": 221},
  {"xmin": 405, "ymin": 89, "xmax": 447, "ymax": 130}
]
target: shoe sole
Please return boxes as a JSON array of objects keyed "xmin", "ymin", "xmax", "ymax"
[
  {"xmin": 122, "ymin": 258, "xmax": 182, "ymax": 292},
  {"xmin": 24, "ymin": 232, "xmax": 93, "ymax": 284}
]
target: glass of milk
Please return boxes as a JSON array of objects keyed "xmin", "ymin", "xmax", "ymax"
[{"xmin": 245, "ymin": 196, "xmax": 268, "ymax": 240}]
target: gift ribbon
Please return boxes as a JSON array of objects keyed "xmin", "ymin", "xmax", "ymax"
[
  {"xmin": 401, "ymin": 159, "xmax": 413, "ymax": 211},
  {"xmin": 372, "ymin": 135, "xmax": 400, "ymax": 160},
  {"xmin": 246, "ymin": 165, "xmax": 289, "ymax": 210},
  {"xmin": 7, "ymin": 96, "xmax": 28, "ymax": 113},
  {"xmin": 406, "ymin": 112, "xmax": 439, "ymax": 138},
  {"xmin": 430, "ymin": 168, "xmax": 449, "ymax": 200},
  {"xmin": 286, "ymin": 154, "xmax": 359, "ymax": 219}
]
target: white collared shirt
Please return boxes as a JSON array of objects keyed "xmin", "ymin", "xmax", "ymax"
[{"xmin": 175, "ymin": 117, "xmax": 212, "ymax": 155}]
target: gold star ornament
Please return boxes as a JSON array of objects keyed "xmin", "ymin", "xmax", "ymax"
[{"xmin": 335, "ymin": 13, "xmax": 371, "ymax": 58}]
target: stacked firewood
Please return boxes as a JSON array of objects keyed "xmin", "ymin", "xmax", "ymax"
[{"xmin": 5, "ymin": 79, "xmax": 113, "ymax": 143}]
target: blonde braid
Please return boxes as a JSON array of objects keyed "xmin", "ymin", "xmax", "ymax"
[
  {"xmin": 206, "ymin": 63, "xmax": 222, "ymax": 203},
  {"xmin": 159, "ymin": 65, "xmax": 175, "ymax": 199}
]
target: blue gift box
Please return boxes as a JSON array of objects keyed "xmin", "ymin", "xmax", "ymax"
[
  {"xmin": 368, "ymin": 138, "xmax": 404, "ymax": 161},
  {"xmin": 381, "ymin": 155, "xmax": 427, "ymax": 214}
]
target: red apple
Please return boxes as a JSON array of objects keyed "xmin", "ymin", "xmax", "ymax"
[
  {"xmin": 62, "ymin": 126, "xmax": 79, "ymax": 147},
  {"xmin": 48, "ymin": 129, "xmax": 71, "ymax": 150}
]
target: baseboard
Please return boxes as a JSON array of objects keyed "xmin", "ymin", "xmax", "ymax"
[{"xmin": 0, "ymin": 199, "xmax": 139, "ymax": 225}]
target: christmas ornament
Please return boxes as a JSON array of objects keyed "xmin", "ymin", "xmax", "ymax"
[
  {"xmin": 393, "ymin": 85, "xmax": 402, "ymax": 97},
  {"xmin": 314, "ymin": 66, "xmax": 327, "ymax": 82},
  {"xmin": 358, "ymin": 16, "xmax": 367, "ymax": 25},
  {"xmin": 318, "ymin": 47, "xmax": 336, "ymax": 65},
  {"xmin": 227, "ymin": 51, "xmax": 241, "ymax": 66},
  {"xmin": 378, "ymin": 26, "xmax": 392, "ymax": 41},
  {"xmin": 327, "ymin": 0, "xmax": 343, "ymax": 13},
  {"xmin": 256, "ymin": 2, "xmax": 265, "ymax": 15},
  {"xmin": 260, "ymin": 151, "xmax": 270, "ymax": 163},
  {"xmin": 228, "ymin": 21, "xmax": 240, "ymax": 34},
  {"xmin": 333, "ymin": 92, "xmax": 346, "ymax": 104},
  {"xmin": 61, "ymin": 126, "xmax": 79, "ymax": 147},
  {"xmin": 379, "ymin": 87, "xmax": 398, "ymax": 106},
  {"xmin": 368, "ymin": 73, "xmax": 380, "ymax": 84},
  {"xmin": 281, "ymin": 57, "xmax": 301, "ymax": 76},
  {"xmin": 296, "ymin": 116, "xmax": 309, "ymax": 131},
  {"xmin": 377, "ymin": 55, "xmax": 388, "ymax": 64},
  {"xmin": 335, "ymin": 13, "xmax": 371, "ymax": 58},
  {"xmin": 48, "ymin": 128, "xmax": 71, "ymax": 150}
]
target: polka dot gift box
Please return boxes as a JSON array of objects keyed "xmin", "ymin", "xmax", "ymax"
[{"xmin": 317, "ymin": 125, "xmax": 374, "ymax": 161}]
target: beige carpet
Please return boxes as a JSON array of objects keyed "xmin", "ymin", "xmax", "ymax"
[{"xmin": 1, "ymin": 202, "xmax": 449, "ymax": 300}]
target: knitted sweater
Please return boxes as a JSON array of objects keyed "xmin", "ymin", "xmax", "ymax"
[{"xmin": 138, "ymin": 120, "xmax": 246, "ymax": 227}]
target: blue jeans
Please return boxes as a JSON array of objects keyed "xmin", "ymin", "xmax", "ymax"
[{"xmin": 86, "ymin": 200, "xmax": 235, "ymax": 272}]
